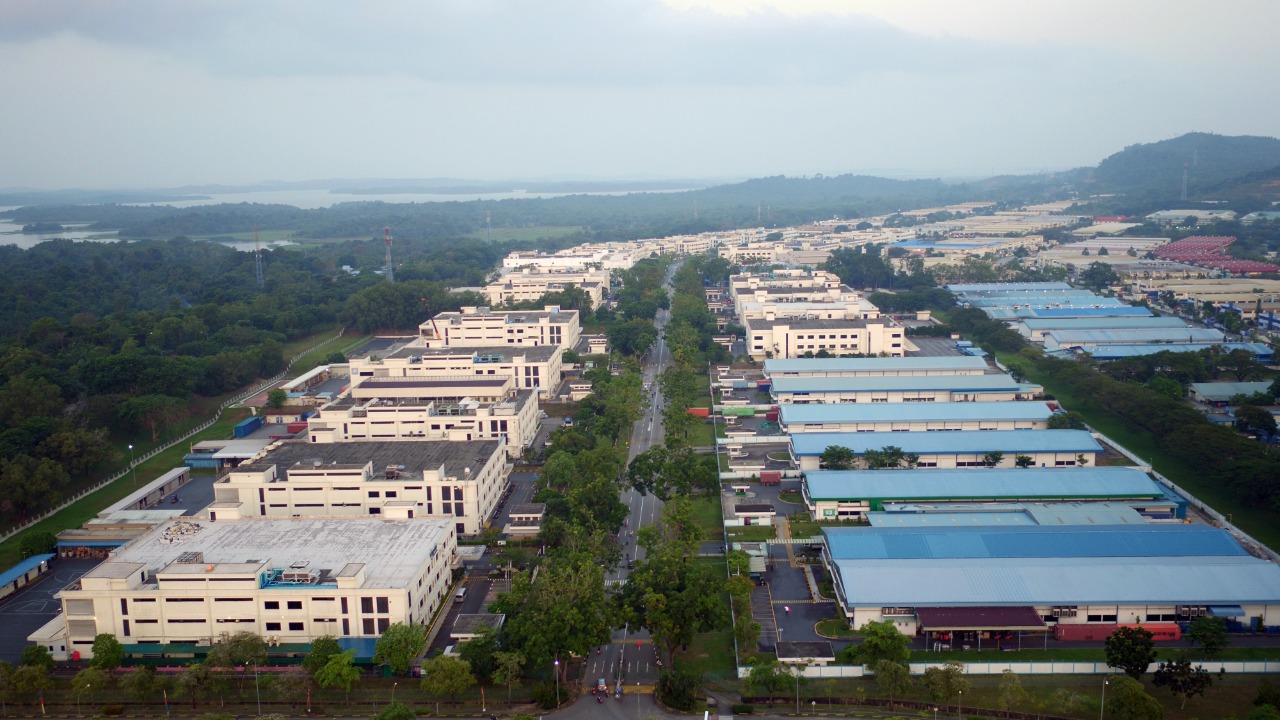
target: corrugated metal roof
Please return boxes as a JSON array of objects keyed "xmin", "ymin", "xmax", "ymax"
[
  {"xmin": 780, "ymin": 401, "xmax": 1053, "ymax": 425},
  {"xmin": 822, "ymin": 524, "xmax": 1245, "ymax": 560},
  {"xmin": 831, "ymin": 555, "xmax": 1280, "ymax": 607},
  {"xmin": 869, "ymin": 510, "xmax": 1039, "ymax": 527},
  {"xmin": 0, "ymin": 554, "xmax": 54, "ymax": 587},
  {"xmin": 1086, "ymin": 343, "xmax": 1273, "ymax": 359},
  {"xmin": 764, "ymin": 356, "xmax": 988, "ymax": 375},
  {"xmin": 947, "ymin": 282, "xmax": 1073, "ymax": 293},
  {"xmin": 1045, "ymin": 328, "xmax": 1224, "ymax": 343},
  {"xmin": 1019, "ymin": 317, "xmax": 1188, "ymax": 331},
  {"xmin": 771, "ymin": 374, "xmax": 1022, "ymax": 394},
  {"xmin": 867, "ymin": 501, "xmax": 1149, "ymax": 527},
  {"xmin": 791, "ymin": 429, "xmax": 1102, "ymax": 456},
  {"xmin": 804, "ymin": 467, "xmax": 1159, "ymax": 501}
]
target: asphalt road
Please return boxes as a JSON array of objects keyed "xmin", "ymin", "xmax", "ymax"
[{"xmin": 594, "ymin": 261, "xmax": 681, "ymax": 690}]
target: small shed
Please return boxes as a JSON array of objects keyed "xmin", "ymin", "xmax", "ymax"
[
  {"xmin": 451, "ymin": 614, "xmax": 506, "ymax": 641},
  {"xmin": 734, "ymin": 503, "xmax": 776, "ymax": 526}
]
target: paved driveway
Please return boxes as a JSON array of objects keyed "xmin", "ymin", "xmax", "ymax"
[{"xmin": 0, "ymin": 557, "xmax": 101, "ymax": 662}]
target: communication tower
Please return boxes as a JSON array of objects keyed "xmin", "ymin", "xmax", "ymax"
[
  {"xmin": 254, "ymin": 225, "xmax": 265, "ymax": 289},
  {"xmin": 384, "ymin": 226, "xmax": 395, "ymax": 282}
]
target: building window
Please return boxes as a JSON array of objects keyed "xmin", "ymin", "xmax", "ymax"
[
  {"xmin": 288, "ymin": 622, "xmax": 304, "ymax": 631},
  {"xmin": 266, "ymin": 622, "xmax": 281, "ymax": 631},
  {"xmin": 376, "ymin": 597, "xmax": 389, "ymax": 614},
  {"xmin": 361, "ymin": 597, "xmax": 374, "ymax": 613},
  {"xmin": 264, "ymin": 601, "xmax": 279, "ymax": 610},
  {"xmin": 287, "ymin": 601, "xmax": 303, "ymax": 610},
  {"xmin": 362, "ymin": 618, "xmax": 376, "ymax": 634}
]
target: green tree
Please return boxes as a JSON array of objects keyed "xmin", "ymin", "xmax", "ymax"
[
  {"xmin": 17, "ymin": 531, "xmax": 56, "ymax": 559},
  {"xmin": 982, "ymin": 450, "xmax": 1004, "ymax": 468},
  {"xmin": 207, "ymin": 631, "xmax": 267, "ymax": 690},
  {"xmin": 1014, "ymin": 454, "xmax": 1034, "ymax": 468},
  {"xmin": 12, "ymin": 665, "xmax": 51, "ymax": 699},
  {"xmin": 263, "ymin": 672, "xmax": 310, "ymax": 710},
  {"xmin": 314, "ymin": 650, "xmax": 361, "ymax": 700},
  {"xmin": 1047, "ymin": 411, "xmax": 1087, "ymax": 430},
  {"xmin": 1146, "ymin": 376, "xmax": 1184, "ymax": 401},
  {"xmin": 618, "ymin": 498, "xmax": 724, "ymax": 668},
  {"xmin": 72, "ymin": 666, "xmax": 109, "ymax": 699},
  {"xmin": 747, "ymin": 660, "xmax": 789, "ymax": 703},
  {"xmin": 1106, "ymin": 626, "xmax": 1157, "ymax": 679},
  {"xmin": 1251, "ymin": 705, "xmax": 1280, "ymax": 720},
  {"xmin": 90, "ymin": 633, "xmax": 125, "ymax": 675},
  {"xmin": 1079, "ymin": 261, "xmax": 1120, "ymax": 290},
  {"xmin": 0, "ymin": 661, "xmax": 17, "ymax": 712},
  {"xmin": 1185, "ymin": 616, "xmax": 1230, "ymax": 659},
  {"xmin": 656, "ymin": 669, "xmax": 700, "ymax": 711},
  {"xmin": 303, "ymin": 635, "xmax": 344, "ymax": 678},
  {"xmin": 121, "ymin": 665, "xmax": 159, "ymax": 701},
  {"xmin": 458, "ymin": 626, "xmax": 498, "ymax": 682},
  {"xmin": 1153, "ymin": 656, "xmax": 1211, "ymax": 710},
  {"xmin": 266, "ymin": 388, "xmax": 287, "ymax": 408},
  {"xmin": 872, "ymin": 659, "xmax": 910, "ymax": 709},
  {"xmin": 373, "ymin": 623, "xmax": 427, "ymax": 676},
  {"xmin": 19, "ymin": 646, "xmax": 54, "ymax": 672},
  {"xmin": 374, "ymin": 702, "xmax": 417, "ymax": 720},
  {"xmin": 492, "ymin": 651, "xmax": 525, "ymax": 701},
  {"xmin": 923, "ymin": 661, "xmax": 969, "ymax": 710},
  {"xmin": 1107, "ymin": 675, "xmax": 1163, "ymax": 720},
  {"xmin": 176, "ymin": 662, "xmax": 224, "ymax": 708},
  {"xmin": 997, "ymin": 669, "xmax": 1029, "ymax": 711},
  {"xmin": 819, "ymin": 445, "xmax": 856, "ymax": 470},
  {"xmin": 846, "ymin": 621, "xmax": 911, "ymax": 667},
  {"xmin": 420, "ymin": 655, "xmax": 475, "ymax": 704},
  {"xmin": 1236, "ymin": 405, "xmax": 1278, "ymax": 436}
]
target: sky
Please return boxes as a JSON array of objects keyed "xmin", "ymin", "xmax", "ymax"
[{"xmin": 1, "ymin": 0, "xmax": 1278, "ymax": 189}]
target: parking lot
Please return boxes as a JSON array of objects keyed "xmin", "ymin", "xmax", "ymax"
[{"xmin": 0, "ymin": 558, "xmax": 102, "ymax": 662}]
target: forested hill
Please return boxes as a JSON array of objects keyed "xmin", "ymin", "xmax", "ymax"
[{"xmin": 1088, "ymin": 132, "xmax": 1280, "ymax": 197}]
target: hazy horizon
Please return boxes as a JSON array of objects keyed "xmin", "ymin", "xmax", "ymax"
[{"xmin": 2, "ymin": 0, "xmax": 1277, "ymax": 190}]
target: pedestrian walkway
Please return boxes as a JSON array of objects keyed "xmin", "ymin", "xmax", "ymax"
[
  {"xmin": 801, "ymin": 564, "xmax": 821, "ymax": 601},
  {"xmin": 751, "ymin": 583, "xmax": 780, "ymax": 649}
]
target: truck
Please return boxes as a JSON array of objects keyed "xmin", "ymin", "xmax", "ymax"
[{"xmin": 760, "ymin": 471, "xmax": 782, "ymax": 485}]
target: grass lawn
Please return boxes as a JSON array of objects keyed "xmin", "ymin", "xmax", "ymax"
[
  {"xmin": 788, "ymin": 514, "xmax": 821, "ymax": 540},
  {"xmin": 465, "ymin": 225, "xmax": 584, "ymax": 242},
  {"xmin": 1000, "ymin": 351, "xmax": 1280, "ymax": 550},
  {"xmin": 688, "ymin": 495, "xmax": 725, "ymax": 539},
  {"xmin": 685, "ymin": 420, "xmax": 716, "ymax": 447},
  {"xmin": 816, "ymin": 618, "xmax": 857, "ymax": 638},
  {"xmin": 726, "ymin": 525, "xmax": 776, "ymax": 542},
  {"xmin": 677, "ymin": 630, "xmax": 737, "ymax": 682}
]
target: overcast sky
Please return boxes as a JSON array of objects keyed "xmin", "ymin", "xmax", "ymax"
[{"xmin": 2, "ymin": 0, "xmax": 1277, "ymax": 189}]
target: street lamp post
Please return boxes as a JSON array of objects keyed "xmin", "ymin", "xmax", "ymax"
[
  {"xmin": 253, "ymin": 663, "xmax": 262, "ymax": 718},
  {"xmin": 128, "ymin": 444, "xmax": 136, "ymax": 484},
  {"xmin": 553, "ymin": 657, "xmax": 560, "ymax": 707},
  {"xmin": 78, "ymin": 684, "xmax": 90, "ymax": 716},
  {"xmin": 957, "ymin": 689, "xmax": 962, "ymax": 719},
  {"xmin": 1100, "ymin": 676, "xmax": 1109, "ymax": 720},
  {"xmin": 392, "ymin": 682, "xmax": 397, "ymax": 705}
]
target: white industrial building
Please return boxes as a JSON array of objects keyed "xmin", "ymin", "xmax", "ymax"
[
  {"xmin": 348, "ymin": 344, "xmax": 563, "ymax": 396},
  {"xmin": 763, "ymin": 356, "xmax": 989, "ymax": 380},
  {"xmin": 33, "ymin": 515, "xmax": 457, "ymax": 660},
  {"xmin": 418, "ymin": 306, "xmax": 581, "ymax": 350},
  {"xmin": 770, "ymin": 374, "xmax": 1041, "ymax": 405},
  {"xmin": 789, "ymin": 429, "xmax": 1102, "ymax": 471},
  {"xmin": 483, "ymin": 268, "xmax": 609, "ymax": 310},
  {"xmin": 744, "ymin": 317, "xmax": 905, "ymax": 360},
  {"xmin": 210, "ymin": 440, "xmax": 509, "ymax": 536}
]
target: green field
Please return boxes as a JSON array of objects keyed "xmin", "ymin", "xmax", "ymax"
[
  {"xmin": 688, "ymin": 495, "xmax": 726, "ymax": 539},
  {"xmin": 465, "ymin": 225, "xmax": 584, "ymax": 242},
  {"xmin": 726, "ymin": 525, "xmax": 776, "ymax": 542}
]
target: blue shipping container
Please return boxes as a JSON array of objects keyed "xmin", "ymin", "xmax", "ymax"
[{"xmin": 234, "ymin": 415, "xmax": 265, "ymax": 438}]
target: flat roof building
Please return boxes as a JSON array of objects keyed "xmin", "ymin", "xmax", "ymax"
[
  {"xmin": 744, "ymin": 316, "xmax": 904, "ymax": 360},
  {"xmin": 1013, "ymin": 316, "xmax": 1189, "ymax": 342},
  {"xmin": 484, "ymin": 268, "xmax": 609, "ymax": 310},
  {"xmin": 419, "ymin": 306, "xmax": 581, "ymax": 350},
  {"xmin": 803, "ymin": 466, "xmax": 1158, "ymax": 518},
  {"xmin": 349, "ymin": 344, "xmax": 563, "ymax": 396},
  {"xmin": 1188, "ymin": 381, "xmax": 1273, "ymax": 404},
  {"xmin": 763, "ymin": 356, "xmax": 989, "ymax": 379},
  {"xmin": 779, "ymin": 401, "xmax": 1053, "ymax": 434},
  {"xmin": 791, "ymin": 429, "xmax": 1103, "ymax": 472},
  {"xmin": 212, "ymin": 440, "xmax": 508, "ymax": 536},
  {"xmin": 771, "ymin": 374, "xmax": 1040, "ymax": 405},
  {"xmin": 42, "ymin": 516, "xmax": 457, "ymax": 659},
  {"xmin": 1042, "ymin": 327, "xmax": 1224, "ymax": 350}
]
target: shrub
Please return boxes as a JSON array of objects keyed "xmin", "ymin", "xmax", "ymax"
[
  {"xmin": 101, "ymin": 705, "xmax": 125, "ymax": 716},
  {"xmin": 731, "ymin": 703, "xmax": 755, "ymax": 714}
]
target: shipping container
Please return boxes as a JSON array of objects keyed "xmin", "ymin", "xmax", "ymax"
[
  {"xmin": 234, "ymin": 415, "xmax": 265, "ymax": 439},
  {"xmin": 1054, "ymin": 624, "xmax": 1118, "ymax": 642},
  {"xmin": 286, "ymin": 422, "xmax": 308, "ymax": 434},
  {"xmin": 723, "ymin": 407, "xmax": 756, "ymax": 417},
  {"xmin": 765, "ymin": 411, "xmax": 779, "ymax": 421},
  {"xmin": 757, "ymin": 380, "xmax": 772, "ymax": 392},
  {"xmin": 1120, "ymin": 623, "xmax": 1182, "ymax": 641},
  {"xmin": 760, "ymin": 471, "xmax": 782, "ymax": 485},
  {"xmin": 687, "ymin": 407, "xmax": 711, "ymax": 418}
]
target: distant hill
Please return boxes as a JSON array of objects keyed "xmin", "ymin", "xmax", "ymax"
[
  {"xmin": 1200, "ymin": 163, "xmax": 1280, "ymax": 203},
  {"xmin": 1089, "ymin": 132, "xmax": 1280, "ymax": 197}
]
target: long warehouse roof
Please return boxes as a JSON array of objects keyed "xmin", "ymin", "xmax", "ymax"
[
  {"xmin": 771, "ymin": 374, "xmax": 1023, "ymax": 394},
  {"xmin": 1045, "ymin": 328, "xmax": 1224, "ymax": 343},
  {"xmin": 1018, "ymin": 317, "xmax": 1188, "ymax": 330},
  {"xmin": 804, "ymin": 467, "xmax": 1157, "ymax": 500},
  {"xmin": 947, "ymin": 282, "xmax": 1074, "ymax": 293},
  {"xmin": 791, "ymin": 429, "xmax": 1102, "ymax": 456},
  {"xmin": 822, "ymin": 524, "xmax": 1246, "ymax": 560},
  {"xmin": 779, "ymin": 401, "xmax": 1053, "ymax": 425},
  {"xmin": 831, "ymin": 556, "xmax": 1280, "ymax": 607},
  {"xmin": 763, "ymin": 356, "xmax": 988, "ymax": 375},
  {"xmin": 1086, "ymin": 343, "xmax": 1273, "ymax": 359}
]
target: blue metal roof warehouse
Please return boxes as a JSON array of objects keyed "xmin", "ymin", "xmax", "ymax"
[
  {"xmin": 770, "ymin": 374, "xmax": 1024, "ymax": 394},
  {"xmin": 947, "ymin": 282, "xmax": 1073, "ymax": 293},
  {"xmin": 803, "ymin": 467, "xmax": 1160, "ymax": 505},
  {"xmin": 822, "ymin": 524, "xmax": 1246, "ymax": 560},
  {"xmin": 791, "ymin": 429, "xmax": 1102, "ymax": 457},
  {"xmin": 986, "ymin": 305, "xmax": 1151, "ymax": 319},
  {"xmin": 779, "ymin": 401, "xmax": 1053, "ymax": 426},
  {"xmin": 829, "ymin": 555, "xmax": 1280, "ymax": 609},
  {"xmin": 763, "ymin": 356, "xmax": 988, "ymax": 377},
  {"xmin": 1086, "ymin": 343, "xmax": 1273, "ymax": 361}
]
